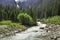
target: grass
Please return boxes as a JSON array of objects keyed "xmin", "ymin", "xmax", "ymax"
[
  {"xmin": 0, "ymin": 20, "xmax": 27, "ymax": 36},
  {"xmin": 0, "ymin": 20, "xmax": 21, "ymax": 25},
  {"xmin": 39, "ymin": 16, "xmax": 60, "ymax": 24},
  {"xmin": 0, "ymin": 20, "xmax": 27, "ymax": 30}
]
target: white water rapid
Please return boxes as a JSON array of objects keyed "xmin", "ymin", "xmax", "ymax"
[{"xmin": 0, "ymin": 22, "xmax": 51, "ymax": 40}]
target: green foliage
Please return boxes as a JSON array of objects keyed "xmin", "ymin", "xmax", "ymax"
[
  {"xmin": 0, "ymin": 5, "xmax": 22, "ymax": 22},
  {"xmin": 17, "ymin": 13, "xmax": 34, "ymax": 26},
  {"xmin": 0, "ymin": 0, "xmax": 60, "ymax": 26},
  {"xmin": 0, "ymin": 20, "xmax": 27, "ymax": 29},
  {"xmin": 36, "ymin": 0, "xmax": 60, "ymax": 18},
  {"xmin": 40, "ymin": 16, "xmax": 60, "ymax": 24},
  {"xmin": 0, "ymin": 20, "xmax": 12, "ymax": 25},
  {"xmin": 0, "ymin": 5, "xmax": 37, "ymax": 26},
  {"xmin": 25, "ymin": 8, "xmax": 37, "ymax": 25},
  {"xmin": 0, "ymin": 20, "xmax": 21, "ymax": 25}
]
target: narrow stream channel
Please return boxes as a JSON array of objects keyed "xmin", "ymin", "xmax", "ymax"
[{"xmin": 0, "ymin": 22, "xmax": 51, "ymax": 40}]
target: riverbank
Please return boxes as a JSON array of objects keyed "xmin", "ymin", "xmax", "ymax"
[
  {"xmin": 45, "ymin": 23, "xmax": 60, "ymax": 40},
  {"xmin": 39, "ymin": 16, "xmax": 60, "ymax": 25},
  {"xmin": 0, "ymin": 22, "xmax": 60, "ymax": 40},
  {"xmin": 0, "ymin": 25, "xmax": 27, "ymax": 38}
]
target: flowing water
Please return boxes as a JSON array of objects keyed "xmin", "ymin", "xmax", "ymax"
[{"xmin": 0, "ymin": 22, "xmax": 51, "ymax": 40}]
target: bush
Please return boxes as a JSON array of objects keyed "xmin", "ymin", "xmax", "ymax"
[
  {"xmin": 17, "ymin": 13, "xmax": 34, "ymax": 26},
  {"xmin": 40, "ymin": 16, "xmax": 60, "ymax": 24}
]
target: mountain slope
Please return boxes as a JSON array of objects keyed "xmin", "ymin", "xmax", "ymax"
[
  {"xmin": 21, "ymin": 0, "xmax": 42, "ymax": 8},
  {"xmin": 0, "ymin": 0, "xmax": 42, "ymax": 8},
  {"xmin": 0, "ymin": 0, "xmax": 16, "ymax": 6}
]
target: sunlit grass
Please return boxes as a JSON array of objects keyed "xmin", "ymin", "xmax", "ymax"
[
  {"xmin": 0, "ymin": 20, "xmax": 27, "ymax": 29},
  {"xmin": 39, "ymin": 16, "xmax": 60, "ymax": 24},
  {"xmin": 0, "ymin": 20, "xmax": 21, "ymax": 25}
]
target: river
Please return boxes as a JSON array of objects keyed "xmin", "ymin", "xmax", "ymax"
[{"xmin": 0, "ymin": 22, "xmax": 51, "ymax": 40}]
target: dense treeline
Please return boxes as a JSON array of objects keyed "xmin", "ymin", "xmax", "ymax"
[
  {"xmin": 36, "ymin": 0, "xmax": 60, "ymax": 18},
  {"xmin": 0, "ymin": 0, "xmax": 60, "ymax": 26},
  {"xmin": 0, "ymin": 5, "xmax": 20, "ymax": 22},
  {"xmin": 0, "ymin": 5, "xmax": 37, "ymax": 26}
]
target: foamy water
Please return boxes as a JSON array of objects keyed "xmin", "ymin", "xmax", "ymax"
[{"xmin": 0, "ymin": 22, "xmax": 51, "ymax": 40}]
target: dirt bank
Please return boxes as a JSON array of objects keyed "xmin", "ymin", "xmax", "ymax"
[{"xmin": 0, "ymin": 25, "xmax": 27, "ymax": 38}]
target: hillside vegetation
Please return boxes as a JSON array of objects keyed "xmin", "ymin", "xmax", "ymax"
[
  {"xmin": 0, "ymin": 0, "xmax": 60, "ymax": 26},
  {"xmin": 0, "ymin": 0, "xmax": 60, "ymax": 38},
  {"xmin": 40, "ymin": 16, "xmax": 60, "ymax": 24}
]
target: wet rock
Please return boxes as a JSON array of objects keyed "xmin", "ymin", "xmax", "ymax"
[
  {"xmin": 32, "ymin": 30, "xmax": 38, "ymax": 32},
  {"xmin": 44, "ymin": 28, "xmax": 49, "ymax": 32},
  {"xmin": 40, "ymin": 27, "xmax": 44, "ymax": 29},
  {"xmin": 57, "ymin": 38, "xmax": 60, "ymax": 40}
]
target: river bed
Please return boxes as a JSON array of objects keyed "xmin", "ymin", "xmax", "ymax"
[{"xmin": 0, "ymin": 22, "xmax": 60, "ymax": 40}]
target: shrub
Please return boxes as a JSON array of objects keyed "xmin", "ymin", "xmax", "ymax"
[
  {"xmin": 17, "ymin": 13, "xmax": 34, "ymax": 26},
  {"xmin": 40, "ymin": 16, "xmax": 60, "ymax": 24}
]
